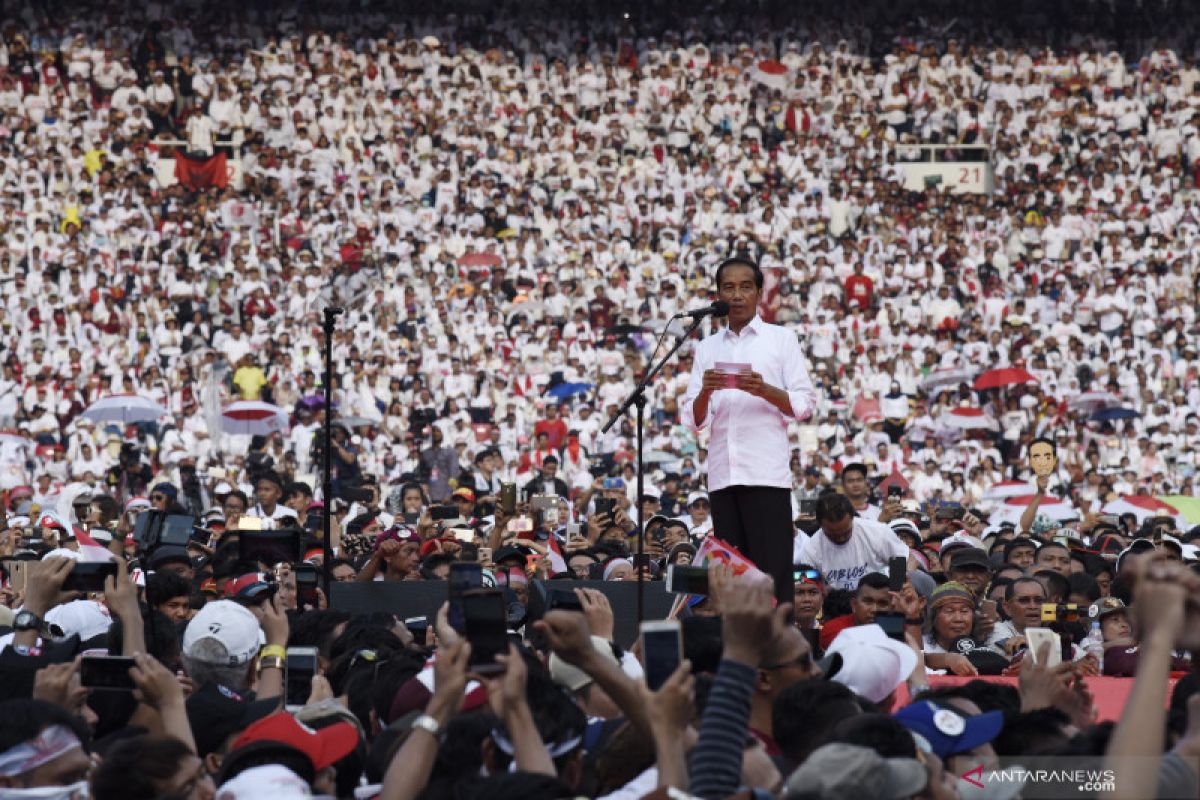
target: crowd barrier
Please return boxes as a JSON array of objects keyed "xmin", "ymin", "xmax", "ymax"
[{"xmin": 330, "ymin": 579, "xmax": 676, "ymax": 647}]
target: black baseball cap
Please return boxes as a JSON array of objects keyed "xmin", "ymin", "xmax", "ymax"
[{"xmin": 186, "ymin": 682, "xmax": 279, "ymax": 758}]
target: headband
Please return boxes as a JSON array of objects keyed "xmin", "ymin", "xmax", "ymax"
[{"xmin": 0, "ymin": 726, "xmax": 81, "ymax": 778}]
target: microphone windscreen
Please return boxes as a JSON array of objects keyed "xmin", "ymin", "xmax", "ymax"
[{"xmin": 712, "ymin": 300, "xmax": 730, "ymax": 317}]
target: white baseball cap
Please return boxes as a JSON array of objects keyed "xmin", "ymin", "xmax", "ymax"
[
  {"xmin": 217, "ymin": 765, "xmax": 310, "ymax": 800},
  {"xmin": 182, "ymin": 600, "xmax": 263, "ymax": 666},
  {"xmin": 825, "ymin": 623, "xmax": 917, "ymax": 704}
]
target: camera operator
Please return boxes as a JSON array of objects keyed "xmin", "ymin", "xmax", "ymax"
[{"xmin": 104, "ymin": 442, "xmax": 153, "ymax": 502}]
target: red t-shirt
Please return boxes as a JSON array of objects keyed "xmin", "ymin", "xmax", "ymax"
[
  {"xmin": 819, "ymin": 614, "xmax": 857, "ymax": 652},
  {"xmin": 534, "ymin": 418, "xmax": 568, "ymax": 450}
]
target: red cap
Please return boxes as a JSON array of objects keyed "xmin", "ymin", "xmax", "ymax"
[{"xmin": 231, "ymin": 712, "xmax": 358, "ymax": 771}]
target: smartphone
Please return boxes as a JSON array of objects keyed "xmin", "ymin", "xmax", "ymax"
[
  {"xmin": 799, "ymin": 498, "xmax": 816, "ymax": 516},
  {"xmin": 888, "ymin": 556, "xmax": 907, "ymax": 593},
  {"xmin": 594, "ymin": 497, "xmax": 616, "ymax": 518},
  {"xmin": 448, "ymin": 562, "xmax": 484, "ymax": 631},
  {"xmin": 641, "ymin": 620, "xmax": 682, "ymax": 691},
  {"xmin": 285, "ymin": 646, "xmax": 319, "ymax": 706},
  {"xmin": 530, "ymin": 495, "xmax": 557, "ymax": 513},
  {"xmin": 888, "ymin": 485, "xmax": 904, "ymax": 499},
  {"xmin": 587, "ymin": 561, "xmax": 606, "ymax": 580},
  {"xmin": 462, "ymin": 589, "xmax": 509, "ymax": 675},
  {"xmin": 666, "ymin": 564, "xmax": 709, "ymax": 595},
  {"xmin": 602, "ymin": 477, "xmax": 625, "ymax": 491},
  {"xmin": 500, "ymin": 483, "xmax": 516, "ymax": 515},
  {"xmin": 565, "ymin": 522, "xmax": 581, "ymax": 539},
  {"xmin": 875, "ymin": 612, "xmax": 907, "ymax": 641},
  {"xmin": 478, "ymin": 547, "xmax": 492, "ymax": 564},
  {"xmin": 546, "ymin": 588, "xmax": 584, "ymax": 612},
  {"xmin": 543, "ymin": 508, "xmax": 560, "ymax": 527},
  {"xmin": 404, "ymin": 616, "xmax": 429, "ymax": 643},
  {"xmin": 3, "ymin": 560, "xmax": 29, "ymax": 592},
  {"xmin": 80, "ymin": 654, "xmax": 136, "ymax": 691},
  {"xmin": 431, "ymin": 504, "xmax": 459, "ymax": 521},
  {"xmin": 449, "ymin": 527, "xmax": 476, "ymax": 543},
  {"xmin": 1025, "ymin": 627, "xmax": 1062, "ymax": 669},
  {"xmin": 63, "ymin": 561, "xmax": 118, "ymax": 592},
  {"xmin": 632, "ymin": 553, "xmax": 652, "ymax": 571},
  {"xmin": 160, "ymin": 514, "xmax": 195, "ymax": 547},
  {"xmin": 209, "ymin": 467, "xmax": 227, "ymax": 480},
  {"xmin": 294, "ymin": 563, "xmax": 319, "ymax": 608},
  {"xmin": 305, "ymin": 512, "xmax": 323, "ymax": 534},
  {"xmin": 506, "ymin": 516, "xmax": 533, "ymax": 535},
  {"xmin": 979, "ymin": 599, "xmax": 998, "ymax": 619},
  {"xmin": 238, "ymin": 516, "xmax": 264, "ymax": 531},
  {"xmin": 238, "ymin": 529, "xmax": 302, "ymax": 565}
]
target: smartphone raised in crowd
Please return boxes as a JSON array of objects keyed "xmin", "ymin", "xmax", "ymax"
[
  {"xmin": 888, "ymin": 556, "xmax": 907, "ymax": 593},
  {"xmin": 640, "ymin": 620, "xmax": 683, "ymax": 691},
  {"xmin": 462, "ymin": 589, "xmax": 509, "ymax": 675},
  {"xmin": 666, "ymin": 564, "xmax": 710, "ymax": 596},
  {"xmin": 80, "ymin": 654, "xmax": 136, "ymax": 691},
  {"xmin": 294, "ymin": 563, "xmax": 320, "ymax": 608},
  {"xmin": 63, "ymin": 562, "xmax": 118, "ymax": 593},
  {"xmin": 448, "ymin": 562, "xmax": 484, "ymax": 632},
  {"xmin": 285, "ymin": 646, "xmax": 319, "ymax": 706},
  {"xmin": 499, "ymin": 483, "xmax": 517, "ymax": 515}
]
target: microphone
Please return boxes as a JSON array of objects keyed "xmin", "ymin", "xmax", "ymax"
[{"xmin": 679, "ymin": 300, "xmax": 730, "ymax": 319}]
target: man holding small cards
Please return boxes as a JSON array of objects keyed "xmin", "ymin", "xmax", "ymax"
[{"xmin": 683, "ymin": 256, "xmax": 818, "ymax": 605}]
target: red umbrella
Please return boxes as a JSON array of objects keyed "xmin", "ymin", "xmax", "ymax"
[
  {"xmin": 456, "ymin": 252, "xmax": 503, "ymax": 268},
  {"xmin": 973, "ymin": 367, "xmax": 1037, "ymax": 391}
]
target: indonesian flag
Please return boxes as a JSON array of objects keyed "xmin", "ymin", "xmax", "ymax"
[
  {"xmin": 547, "ymin": 535, "xmax": 568, "ymax": 576},
  {"xmin": 38, "ymin": 511, "xmax": 114, "ymax": 561},
  {"xmin": 75, "ymin": 529, "xmax": 116, "ymax": 562}
]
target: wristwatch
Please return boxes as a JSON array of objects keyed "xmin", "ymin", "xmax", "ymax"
[
  {"xmin": 257, "ymin": 656, "xmax": 284, "ymax": 673},
  {"xmin": 13, "ymin": 610, "xmax": 42, "ymax": 633},
  {"xmin": 411, "ymin": 714, "xmax": 441, "ymax": 738}
]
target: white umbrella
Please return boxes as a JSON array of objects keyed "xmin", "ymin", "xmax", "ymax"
[
  {"xmin": 982, "ymin": 481, "xmax": 1033, "ymax": 501},
  {"xmin": 1068, "ymin": 391, "xmax": 1122, "ymax": 413},
  {"xmin": 940, "ymin": 407, "xmax": 998, "ymax": 430},
  {"xmin": 81, "ymin": 394, "xmax": 167, "ymax": 425},
  {"xmin": 922, "ymin": 367, "xmax": 976, "ymax": 392},
  {"xmin": 221, "ymin": 401, "xmax": 289, "ymax": 436}
]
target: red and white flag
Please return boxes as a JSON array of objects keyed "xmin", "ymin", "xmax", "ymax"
[
  {"xmin": 546, "ymin": 535, "xmax": 568, "ymax": 576},
  {"xmin": 38, "ymin": 511, "xmax": 114, "ymax": 562}
]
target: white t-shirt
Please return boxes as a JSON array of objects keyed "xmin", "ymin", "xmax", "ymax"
[{"xmin": 794, "ymin": 517, "xmax": 908, "ymax": 590}]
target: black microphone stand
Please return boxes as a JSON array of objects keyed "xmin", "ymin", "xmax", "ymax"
[
  {"xmin": 601, "ymin": 313, "xmax": 710, "ymax": 623},
  {"xmin": 321, "ymin": 306, "xmax": 343, "ymax": 598}
]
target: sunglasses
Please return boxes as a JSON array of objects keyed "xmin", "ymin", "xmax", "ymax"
[{"xmin": 793, "ymin": 569, "xmax": 822, "ymax": 583}]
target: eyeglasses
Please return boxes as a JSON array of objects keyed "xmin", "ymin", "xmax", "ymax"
[{"xmin": 761, "ymin": 650, "xmax": 815, "ymax": 673}]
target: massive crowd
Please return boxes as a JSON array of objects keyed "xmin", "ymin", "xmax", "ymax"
[{"xmin": 1, "ymin": 0, "xmax": 1200, "ymax": 797}]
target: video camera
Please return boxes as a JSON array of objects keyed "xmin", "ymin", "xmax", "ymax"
[
  {"xmin": 133, "ymin": 510, "xmax": 198, "ymax": 553},
  {"xmin": 1040, "ymin": 603, "xmax": 1080, "ymax": 624}
]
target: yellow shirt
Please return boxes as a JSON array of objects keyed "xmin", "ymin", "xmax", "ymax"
[
  {"xmin": 232, "ymin": 366, "xmax": 268, "ymax": 400},
  {"xmin": 83, "ymin": 149, "xmax": 105, "ymax": 178}
]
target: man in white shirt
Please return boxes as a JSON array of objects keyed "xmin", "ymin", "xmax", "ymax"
[
  {"xmin": 794, "ymin": 493, "xmax": 908, "ymax": 591},
  {"xmin": 683, "ymin": 256, "xmax": 818, "ymax": 604}
]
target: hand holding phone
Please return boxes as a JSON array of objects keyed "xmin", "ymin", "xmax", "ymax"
[
  {"xmin": 81, "ymin": 655, "xmax": 136, "ymax": 691},
  {"xmin": 641, "ymin": 620, "xmax": 682, "ymax": 691},
  {"xmin": 888, "ymin": 556, "xmax": 907, "ymax": 593}
]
